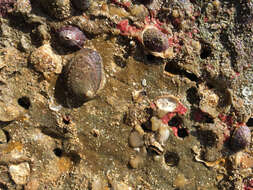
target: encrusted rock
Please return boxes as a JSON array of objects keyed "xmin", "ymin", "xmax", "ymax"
[
  {"xmin": 9, "ymin": 162, "xmax": 30, "ymax": 185},
  {"xmin": 199, "ymin": 84, "xmax": 220, "ymax": 118},
  {"xmin": 0, "ymin": 101, "xmax": 24, "ymax": 122},
  {"xmin": 30, "ymin": 43, "xmax": 62, "ymax": 79},
  {"xmin": 40, "ymin": 0, "xmax": 73, "ymax": 20}
]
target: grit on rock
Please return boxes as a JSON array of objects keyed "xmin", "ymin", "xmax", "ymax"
[{"xmin": 0, "ymin": 0, "xmax": 252, "ymax": 189}]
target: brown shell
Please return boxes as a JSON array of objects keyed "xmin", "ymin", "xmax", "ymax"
[{"xmin": 64, "ymin": 48, "xmax": 105, "ymax": 101}]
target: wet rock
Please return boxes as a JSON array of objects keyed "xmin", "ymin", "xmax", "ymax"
[
  {"xmin": 30, "ymin": 43, "xmax": 62, "ymax": 80},
  {"xmin": 9, "ymin": 162, "xmax": 30, "ymax": 185},
  {"xmin": 203, "ymin": 148, "xmax": 222, "ymax": 162}
]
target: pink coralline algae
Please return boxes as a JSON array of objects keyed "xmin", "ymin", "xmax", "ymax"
[{"xmin": 0, "ymin": 0, "xmax": 16, "ymax": 17}]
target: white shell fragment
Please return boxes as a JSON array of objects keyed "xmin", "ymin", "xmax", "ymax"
[
  {"xmin": 154, "ymin": 95, "xmax": 179, "ymax": 118},
  {"xmin": 9, "ymin": 162, "xmax": 30, "ymax": 185}
]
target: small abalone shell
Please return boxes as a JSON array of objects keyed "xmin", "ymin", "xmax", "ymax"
[
  {"xmin": 64, "ymin": 48, "xmax": 105, "ymax": 101},
  {"xmin": 230, "ymin": 125, "xmax": 251, "ymax": 151},
  {"xmin": 142, "ymin": 27, "xmax": 169, "ymax": 52},
  {"xmin": 58, "ymin": 25, "xmax": 86, "ymax": 48}
]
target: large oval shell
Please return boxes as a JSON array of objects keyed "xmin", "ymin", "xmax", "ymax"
[{"xmin": 64, "ymin": 48, "xmax": 105, "ymax": 101}]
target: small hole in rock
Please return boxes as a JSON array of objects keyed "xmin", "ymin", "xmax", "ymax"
[
  {"xmin": 63, "ymin": 115, "xmax": 71, "ymax": 125},
  {"xmin": 186, "ymin": 87, "xmax": 200, "ymax": 105},
  {"xmin": 18, "ymin": 96, "xmax": 31, "ymax": 109},
  {"xmin": 200, "ymin": 45, "xmax": 212, "ymax": 59},
  {"xmin": 113, "ymin": 55, "xmax": 127, "ymax": 68},
  {"xmin": 3, "ymin": 130, "xmax": 10, "ymax": 142},
  {"xmin": 53, "ymin": 148, "xmax": 63, "ymax": 157},
  {"xmin": 177, "ymin": 128, "xmax": 189, "ymax": 138},
  {"xmin": 246, "ymin": 118, "xmax": 253, "ymax": 126},
  {"xmin": 164, "ymin": 62, "xmax": 199, "ymax": 82},
  {"xmin": 164, "ymin": 151, "xmax": 180, "ymax": 166},
  {"xmin": 168, "ymin": 117, "xmax": 181, "ymax": 127},
  {"xmin": 146, "ymin": 54, "xmax": 156, "ymax": 62}
]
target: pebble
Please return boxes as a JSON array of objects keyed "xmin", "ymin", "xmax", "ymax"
[
  {"xmin": 128, "ymin": 131, "xmax": 144, "ymax": 148},
  {"xmin": 129, "ymin": 155, "xmax": 144, "ymax": 169},
  {"xmin": 9, "ymin": 162, "xmax": 30, "ymax": 185},
  {"xmin": 141, "ymin": 79, "xmax": 147, "ymax": 87}
]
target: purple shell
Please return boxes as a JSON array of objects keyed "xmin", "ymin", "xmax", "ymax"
[
  {"xmin": 230, "ymin": 125, "xmax": 251, "ymax": 151},
  {"xmin": 142, "ymin": 27, "xmax": 169, "ymax": 53},
  {"xmin": 58, "ymin": 26, "xmax": 86, "ymax": 48},
  {"xmin": 72, "ymin": 0, "xmax": 90, "ymax": 11},
  {"xmin": 0, "ymin": 0, "xmax": 16, "ymax": 17}
]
